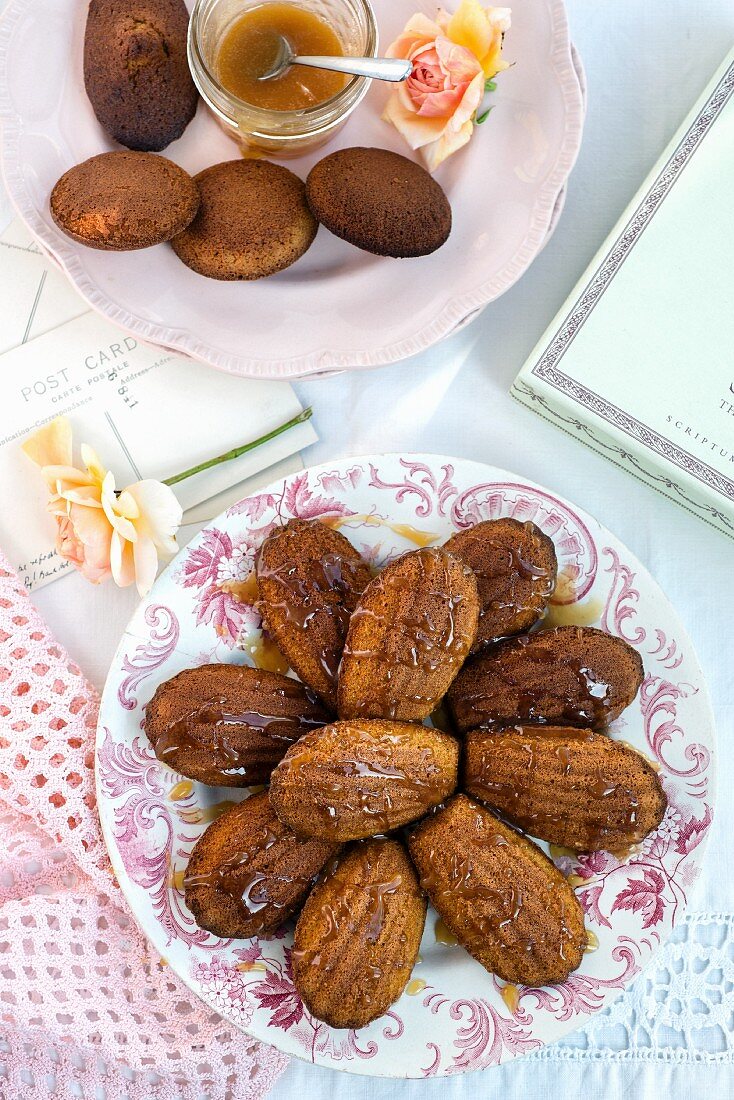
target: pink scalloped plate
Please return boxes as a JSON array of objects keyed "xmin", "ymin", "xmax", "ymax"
[
  {"xmin": 0, "ymin": 0, "xmax": 584, "ymax": 379},
  {"xmin": 96, "ymin": 455, "xmax": 715, "ymax": 1077}
]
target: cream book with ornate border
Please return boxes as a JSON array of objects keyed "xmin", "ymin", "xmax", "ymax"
[{"xmin": 512, "ymin": 48, "xmax": 734, "ymax": 540}]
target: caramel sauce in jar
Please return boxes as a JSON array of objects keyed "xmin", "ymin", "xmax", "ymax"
[
  {"xmin": 216, "ymin": 3, "xmax": 347, "ymax": 110},
  {"xmin": 188, "ymin": 0, "xmax": 376, "ymax": 156}
]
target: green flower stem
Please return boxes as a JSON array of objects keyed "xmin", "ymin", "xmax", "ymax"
[{"xmin": 162, "ymin": 407, "xmax": 313, "ymax": 487}]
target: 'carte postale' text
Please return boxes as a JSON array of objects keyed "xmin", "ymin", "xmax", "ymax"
[{"xmin": 20, "ymin": 337, "xmax": 138, "ymax": 404}]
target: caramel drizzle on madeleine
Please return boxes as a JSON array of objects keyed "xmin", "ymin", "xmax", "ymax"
[
  {"xmin": 338, "ymin": 547, "xmax": 479, "ymax": 722},
  {"xmin": 464, "ymin": 726, "xmax": 666, "ymax": 854},
  {"xmin": 269, "ymin": 720, "xmax": 459, "ymax": 841}
]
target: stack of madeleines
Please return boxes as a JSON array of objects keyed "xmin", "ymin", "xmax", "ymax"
[{"xmin": 143, "ymin": 516, "xmax": 667, "ymax": 1030}]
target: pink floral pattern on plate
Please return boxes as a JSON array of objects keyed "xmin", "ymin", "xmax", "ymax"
[{"xmin": 96, "ymin": 455, "xmax": 716, "ymax": 1077}]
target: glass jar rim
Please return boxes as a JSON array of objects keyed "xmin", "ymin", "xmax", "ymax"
[{"xmin": 188, "ymin": 0, "xmax": 379, "ymax": 126}]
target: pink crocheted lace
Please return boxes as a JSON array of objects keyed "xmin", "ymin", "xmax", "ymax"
[{"xmin": 0, "ymin": 552, "xmax": 289, "ymax": 1098}]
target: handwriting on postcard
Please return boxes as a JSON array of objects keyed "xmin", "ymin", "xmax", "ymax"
[{"xmin": 18, "ymin": 550, "xmax": 72, "ymax": 592}]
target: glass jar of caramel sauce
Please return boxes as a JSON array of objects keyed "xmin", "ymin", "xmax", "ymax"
[{"xmin": 188, "ymin": 0, "xmax": 378, "ymax": 156}]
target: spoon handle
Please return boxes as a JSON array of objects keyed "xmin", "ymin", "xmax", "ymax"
[{"xmin": 291, "ymin": 55, "xmax": 413, "ymax": 83}]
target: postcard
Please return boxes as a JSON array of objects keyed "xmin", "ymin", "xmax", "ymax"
[{"xmin": 1, "ymin": 309, "xmax": 316, "ymax": 591}]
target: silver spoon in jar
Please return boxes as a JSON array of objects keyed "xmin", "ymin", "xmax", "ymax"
[{"xmin": 258, "ymin": 35, "xmax": 413, "ymax": 83}]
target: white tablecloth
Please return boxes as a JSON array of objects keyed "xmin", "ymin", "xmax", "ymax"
[{"xmin": 7, "ymin": 0, "xmax": 734, "ymax": 1096}]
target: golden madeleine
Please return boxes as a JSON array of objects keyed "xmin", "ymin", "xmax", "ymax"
[
  {"xmin": 255, "ymin": 519, "xmax": 372, "ymax": 710},
  {"xmin": 144, "ymin": 664, "xmax": 329, "ymax": 786},
  {"xmin": 293, "ymin": 838, "xmax": 426, "ymax": 1029},
  {"xmin": 464, "ymin": 726, "xmax": 667, "ymax": 853},
  {"xmin": 185, "ymin": 792, "xmax": 339, "ymax": 938},
  {"xmin": 444, "ymin": 518, "xmax": 557, "ymax": 650},
  {"xmin": 448, "ymin": 626, "xmax": 644, "ymax": 733},
  {"xmin": 171, "ymin": 160, "xmax": 318, "ymax": 280},
  {"xmin": 408, "ymin": 794, "xmax": 586, "ymax": 986},
  {"xmin": 269, "ymin": 719, "xmax": 459, "ymax": 841},
  {"xmin": 50, "ymin": 152, "xmax": 199, "ymax": 250},
  {"xmin": 337, "ymin": 547, "xmax": 479, "ymax": 721}
]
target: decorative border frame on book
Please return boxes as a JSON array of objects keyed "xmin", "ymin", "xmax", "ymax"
[
  {"xmin": 528, "ymin": 58, "xmax": 734, "ymax": 510},
  {"xmin": 513, "ymin": 381, "xmax": 734, "ymax": 537}
]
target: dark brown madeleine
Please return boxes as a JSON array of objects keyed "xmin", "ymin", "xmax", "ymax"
[
  {"xmin": 408, "ymin": 795, "xmax": 586, "ymax": 986},
  {"xmin": 269, "ymin": 720, "xmax": 459, "ymax": 841},
  {"xmin": 306, "ymin": 147, "xmax": 452, "ymax": 259},
  {"xmin": 144, "ymin": 664, "xmax": 329, "ymax": 786},
  {"xmin": 337, "ymin": 547, "xmax": 479, "ymax": 722},
  {"xmin": 256, "ymin": 519, "xmax": 372, "ymax": 710},
  {"xmin": 444, "ymin": 518, "xmax": 557, "ymax": 651},
  {"xmin": 464, "ymin": 727, "xmax": 667, "ymax": 854},
  {"xmin": 185, "ymin": 792, "xmax": 339, "ymax": 938},
  {"xmin": 84, "ymin": 0, "xmax": 198, "ymax": 151},
  {"xmin": 293, "ymin": 838, "xmax": 426, "ymax": 1029},
  {"xmin": 447, "ymin": 626, "xmax": 644, "ymax": 733}
]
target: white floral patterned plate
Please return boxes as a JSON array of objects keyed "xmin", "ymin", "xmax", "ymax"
[{"xmin": 96, "ymin": 455, "xmax": 715, "ymax": 1076}]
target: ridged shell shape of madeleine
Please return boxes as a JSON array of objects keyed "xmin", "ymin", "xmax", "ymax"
[
  {"xmin": 184, "ymin": 792, "xmax": 339, "ymax": 938},
  {"xmin": 444, "ymin": 518, "xmax": 557, "ymax": 650},
  {"xmin": 293, "ymin": 838, "xmax": 426, "ymax": 1029},
  {"xmin": 337, "ymin": 546, "xmax": 479, "ymax": 721},
  {"xmin": 464, "ymin": 727, "xmax": 667, "ymax": 854},
  {"xmin": 256, "ymin": 519, "xmax": 372, "ymax": 710},
  {"xmin": 408, "ymin": 794, "xmax": 586, "ymax": 987},
  {"xmin": 144, "ymin": 664, "xmax": 330, "ymax": 787},
  {"xmin": 448, "ymin": 626, "xmax": 644, "ymax": 733},
  {"xmin": 269, "ymin": 720, "xmax": 459, "ymax": 841}
]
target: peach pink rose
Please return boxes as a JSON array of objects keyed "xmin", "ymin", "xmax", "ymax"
[
  {"xmin": 54, "ymin": 508, "xmax": 114, "ymax": 585},
  {"xmin": 383, "ymin": 1, "xmax": 511, "ymax": 172},
  {"xmin": 22, "ymin": 417, "xmax": 182, "ymax": 596}
]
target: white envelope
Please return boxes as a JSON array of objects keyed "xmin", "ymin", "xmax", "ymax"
[{"xmin": 0, "ymin": 223, "xmax": 87, "ymax": 352}]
